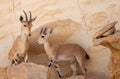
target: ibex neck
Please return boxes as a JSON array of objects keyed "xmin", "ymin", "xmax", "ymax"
[
  {"xmin": 44, "ymin": 39, "xmax": 52, "ymax": 51},
  {"xmin": 20, "ymin": 33, "xmax": 29, "ymax": 41}
]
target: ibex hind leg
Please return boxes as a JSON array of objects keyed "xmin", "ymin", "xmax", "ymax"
[
  {"xmin": 54, "ymin": 63, "xmax": 62, "ymax": 78},
  {"xmin": 75, "ymin": 55, "xmax": 86, "ymax": 75},
  {"xmin": 70, "ymin": 59, "xmax": 77, "ymax": 76},
  {"xmin": 24, "ymin": 54, "xmax": 28, "ymax": 63},
  {"xmin": 9, "ymin": 59, "xmax": 15, "ymax": 66}
]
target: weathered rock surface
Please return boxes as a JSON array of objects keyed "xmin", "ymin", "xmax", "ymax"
[
  {"xmin": 93, "ymin": 23, "xmax": 120, "ymax": 79},
  {"xmin": 0, "ymin": 63, "xmax": 58, "ymax": 79},
  {"xmin": 0, "ymin": 68, "xmax": 7, "ymax": 79},
  {"xmin": 66, "ymin": 75, "xmax": 85, "ymax": 79},
  {"xmin": 8, "ymin": 62, "xmax": 58, "ymax": 79}
]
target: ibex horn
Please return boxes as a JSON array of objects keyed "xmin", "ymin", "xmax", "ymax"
[
  {"xmin": 29, "ymin": 11, "xmax": 32, "ymax": 22},
  {"xmin": 23, "ymin": 10, "xmax": 28, "ymax": 21},
  {"xmin": 40, "ymin": 27, "xmax": 44, "ymax": 34},
  {"xmin": 29, "ymin": 11, "xmax": 37, "ymax": 22}
]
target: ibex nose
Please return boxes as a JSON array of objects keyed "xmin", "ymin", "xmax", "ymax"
[{"xmin": 29, "ymin": 34, "xmax": 31, "ymax": 37}]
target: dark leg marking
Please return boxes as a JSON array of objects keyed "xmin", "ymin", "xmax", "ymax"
[
  {"xmin": 57, "ymin": 71, "xmax": 62, "ymax": 78},
  {"xmin": 48, "ymin": 62, "xmax": 52, "ymax": 67},
  {"xmin": 48, "ymin": 60, "xmax": 53, "ymax": 67},
  {"xmin": 84, "ymin": 68, "xmax": 87, "ymax": 71},
  {"xmin": 15, "ymin": 59, "xmax": 18, "ymax": 62},
  {"xmin": 54, "ymin": 64, "xmax": 62, "ymax": 78},
  {"xmin": 12, "ymin": 59, "xmax": 15, "ymax": 64}
]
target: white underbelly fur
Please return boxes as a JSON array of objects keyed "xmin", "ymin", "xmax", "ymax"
[{"xmin": 57, "ymin": 55, "xmax": 74, "ymax": 62}]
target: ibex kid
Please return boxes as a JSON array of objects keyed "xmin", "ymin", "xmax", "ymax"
[{"xmin": 37, "ymin": 27, "xmax": 90, "ymax": 78}]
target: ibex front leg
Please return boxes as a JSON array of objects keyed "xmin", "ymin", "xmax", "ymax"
[
  {"xmin": 48, "ymin": 60, "xmax": 53, "ymax": 67},
  {"xmin": 48, "ymin": 60, "xmax": 62, "ymax": 78},
  {"xmin": 54, "ymin": 63, "xmax": 62, "ymax": 78},
  {"xmin": 10, "ymin": 58, "xmax": 18, "ymax": 66},
  {"xmin": 24, "ymin": 53, "xmax": 28, "ymax": 62},
  {"xmin": 70, "ymin": 61, "xmax": 77, "ymax": 76}
]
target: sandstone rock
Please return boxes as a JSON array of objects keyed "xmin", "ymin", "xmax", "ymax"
[
  {"xmin": 93, "ymin": 23, "xmax": 120, "ymax": 79},
  {"xmin": 66, "ymin": 71, "xmax": 110, "ymax": 79},
  {"xmin": 66, "ymin": 75, "xmax": 85, "ymax": 79},
  {"xmin": 0, "ymin": 68, "xmax": 7, "ymax": 79},
  {"xmin": 7, "ymin": 62, "xmax": 58, "ymax": 79}
]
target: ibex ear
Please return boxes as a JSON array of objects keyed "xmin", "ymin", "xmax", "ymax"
[
  {"xmin": 43, "ymin": 27, "xmax": 47, "ymax": 35},
  {"xmin": 40, "ymin": 27, "xmax": 43, "ymax": 34},
  {"xmin": 50, "ymin": 28, "xmax": 54, "ymax": 34},
  {"xmin": 19, "ymin": 15, "xmax": 24, "ymax": 22},
  {"xmin": 30, "ymin": 16, "xmax": 37, "ymax": 22}
]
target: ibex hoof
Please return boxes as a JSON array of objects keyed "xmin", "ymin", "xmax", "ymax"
[
  {"xmin": 48, "ymin": 63, "xmax": 52, "ymax": 67},
  {"xmin": 84, "ymin": 68, "xmax": 87, "ymax": 71},
  {"xmin": 25, "ymin": 60, "xmax": 28, "ymax": 63},
  {"xmin": 56, "ymin": 71, "xmax": 62, "ymax": 78}
]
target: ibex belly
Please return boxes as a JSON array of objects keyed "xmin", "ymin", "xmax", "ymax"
[{"xmin": 57, "ymin": 55, "xmax": 75, "ymax": 62}]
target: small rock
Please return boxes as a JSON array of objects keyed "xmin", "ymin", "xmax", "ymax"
[
  {"xmin": 7, "ymin": 62, "xmax": 58, "ymax": 79},
  {"xmin": 66, "ymin": 75, "xmax": 85, "ymax": 79},
  {"xmin": 0, "ymin": 68, "xmax": 7, "ymax": 79}
]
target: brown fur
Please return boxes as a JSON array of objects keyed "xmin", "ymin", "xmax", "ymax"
[{"xmin": 38, "ymin": 27, "xmax": 89, "ymax": 76}]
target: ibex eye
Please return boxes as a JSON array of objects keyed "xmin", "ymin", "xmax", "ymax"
[
  {"xmin": 41, "ymin": 36, "xmax": 44, "ymax": 38},
  {"xmin": 24, "ymin": 25, "xmax": 26, "ymax": 27}
]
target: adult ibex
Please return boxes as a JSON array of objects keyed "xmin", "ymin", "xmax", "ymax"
[
  {"xmin": 8, "ymin": 10, "xmax": 36, "ymax": 66},
  {"xmin": 37, "ymin": 27, "xmax": 90, "ymax": 78}
]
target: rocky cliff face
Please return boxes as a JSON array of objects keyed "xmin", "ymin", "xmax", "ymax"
[{"xmin": 0, "ymin": 0, "xmax": 120, "ymax": 78}]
